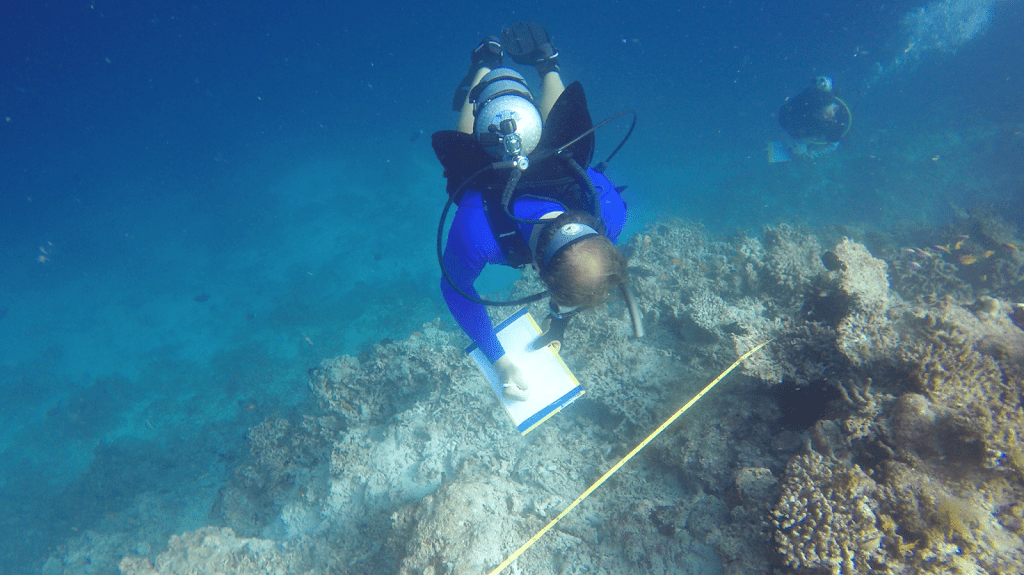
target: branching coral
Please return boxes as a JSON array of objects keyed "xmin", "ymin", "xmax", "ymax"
[
  {"xmin": 773, "ymin": 294, "xmax": 1024, "ymax": 574},
  {"xmin": 904, "ymin": 320, "xmax": 1024, "ymax": 474},
  {"xmin": 774, "ymin": 451, "xmax": 885, "ymax": 574}
]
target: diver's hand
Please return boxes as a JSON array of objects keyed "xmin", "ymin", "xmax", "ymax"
[{"xmin": 493, "ymin": 356, "xmax": 530, "ymax": 401}]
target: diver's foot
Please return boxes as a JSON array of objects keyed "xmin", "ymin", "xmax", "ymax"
[
  {"xmin": 452, "ymin": 36, "xmax": 503, "ymax": 110},
  {"xmin": 471, "ymin": 36, "xmax": 503, "ymax": 70},
  {"xmin": 532, "ymin": 43, "xmax": 560, "ymax": 77}
]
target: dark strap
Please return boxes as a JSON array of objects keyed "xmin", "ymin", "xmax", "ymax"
[{"xmin": 481, "ymin": 186, "xmax": 533, "ymax": 268}]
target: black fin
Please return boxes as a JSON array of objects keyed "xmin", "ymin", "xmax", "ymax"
[{"xmin": 538, "ymin": 81, "xmax": 594, "ymax": 167}]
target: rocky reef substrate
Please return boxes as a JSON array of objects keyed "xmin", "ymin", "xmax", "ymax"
[{"xmin": 44, "ymin": 213, "xmax": 1024, "ymax": 575}]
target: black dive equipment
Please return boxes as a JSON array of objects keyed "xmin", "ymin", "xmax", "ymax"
[{"xmin": 433, "ymin": 80, "xmax": 636, "ymax": 308}]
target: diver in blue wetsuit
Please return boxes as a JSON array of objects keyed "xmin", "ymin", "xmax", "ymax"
[{"xmin": 433, "ymin": 22, "xmax": 642, "ymax": 402}]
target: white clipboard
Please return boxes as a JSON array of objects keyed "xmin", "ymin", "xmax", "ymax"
[{"xmin": 467, "ymin": 308, "xmax": 584, "ymax": 435}]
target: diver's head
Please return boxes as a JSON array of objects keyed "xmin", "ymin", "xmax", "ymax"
[
  {"xmin": 815, "ymin": 76, "xmax": 834, "ymax": 92},
  {"xmin": 536, "ymin": 211, "xmax": 628, "ymax": 309},
  {"xmin": 470, "ymin": 68, "xmax": 543, "ymax": 160}
]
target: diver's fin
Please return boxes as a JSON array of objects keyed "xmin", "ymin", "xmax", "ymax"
[
  {"xmin": 767, "ymin": 141, "xmax": 792, "ymax": 163},
  {"xmin": 501, "ymin": 22, "xmax": 558, "ymax": 75}
]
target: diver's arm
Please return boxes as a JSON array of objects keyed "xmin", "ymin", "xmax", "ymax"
[
  {"xmin": 789, "ymin": 139, "xmax": 810, "ymax": 159},
  {"xmin": 440, "ymin": 203, "xmax": 506, "ymax": 363},
  {"xmin": 441, "ymin": 270, "xmax": 529, "ymax": 401},
  {"xmin": 440, "ymin": 271, "xmax": 505, "ymax": 362}
]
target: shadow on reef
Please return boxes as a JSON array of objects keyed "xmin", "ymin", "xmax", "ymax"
[{"xmin": 770, "ymin": 378, "xmax": 842, "ymax": 432}]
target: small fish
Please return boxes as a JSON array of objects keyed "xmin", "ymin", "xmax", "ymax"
[
  {"xmin": 958, "ymin": 254, "xmax": 977, "ymax": 265},
  {"xmin": 933, "ymin": 244, "xmax": 951, "ymax": 254},
  {"xmin": 954, "ymin": 239, "xmax": 965, "ymax": 250},
  {"xmin": 913, "ymin": 248, "xmax": 933, "ymax": 259},
  {"xmin": 982, "ymin": 250, "xmax": 995, "ymax": 258},
  {"xmin": 906, "ymin": 262, "xmax": 922, "ymax": 270},
  {"xmin": 1003, "ymin": 243, "xmax": 1019, "ymax": 251}
]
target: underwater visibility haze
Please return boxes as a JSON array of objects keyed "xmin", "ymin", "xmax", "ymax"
[{"xmin": 1, "ymin": 0, "xmax": 1023, "ymax": 573}]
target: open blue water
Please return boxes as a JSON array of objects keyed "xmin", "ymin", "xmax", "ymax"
[{"xmin": 2, "ymin": 0, "xmax": 1022, "ymax": 572}]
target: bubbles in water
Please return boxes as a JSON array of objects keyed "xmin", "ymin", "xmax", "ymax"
[
  {"xmin": 900, "ymin": 0, "xmax": 995, "ymax": 58},
  {"xmin": 868, "ymin": 0, "xmax": 999, "ymax": 86}
]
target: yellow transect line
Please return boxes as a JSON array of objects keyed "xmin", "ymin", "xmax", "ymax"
[{"xmin": 486, "ymin": 339, "xmax": 774, "ymax": 575}]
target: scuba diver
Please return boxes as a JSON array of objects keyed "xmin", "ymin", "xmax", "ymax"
[
  {"xmin": 769, "ymin": 76, "xmax": 852, "ymax": 162},
  {"xmin": 433, "ymin": 22, "xmax": 643, "ymax": 402}
]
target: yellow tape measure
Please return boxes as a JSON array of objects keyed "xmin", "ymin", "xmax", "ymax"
[{"xmin": 487, "ymin": 339, "xmax": 773, "ymax": 575}]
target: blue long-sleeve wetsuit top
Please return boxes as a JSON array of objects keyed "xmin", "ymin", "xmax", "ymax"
[{"xmin": 441, "ymin": 168, "xmax": 627, "ymax": 364}]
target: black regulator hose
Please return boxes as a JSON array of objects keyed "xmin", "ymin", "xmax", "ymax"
[{"xmin": 436, "ymin": 163, "xmax": 548, "ymax": 307}]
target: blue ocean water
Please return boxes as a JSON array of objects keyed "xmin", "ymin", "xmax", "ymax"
[{"xmin": 1, "ymin": 0, "xmax": 1022, "ymax": 572}]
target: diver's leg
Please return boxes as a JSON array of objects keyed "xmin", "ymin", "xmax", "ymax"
[
  {"xmin": 502, "ymin": 22, "xmax": 562, "ymax": 122},
  {"xmin": 454, "ymin": 37, "xmax": 503, "ymax": 134},
  {"xmin": 538, "ymin": 70, "xmax": 565, "ymax": 123},
  {"xmin": 457, "ymin": 67, "xmax": 491, "ymax": 134}
]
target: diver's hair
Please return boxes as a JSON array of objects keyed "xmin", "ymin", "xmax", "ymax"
[{"xmin": 536, "ymin": 211, "xmax": 628, "ymax": 308}]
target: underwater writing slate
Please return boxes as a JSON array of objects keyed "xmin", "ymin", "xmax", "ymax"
[{"xmin": 467, "ymin": 308, "xmax": 584, "ymax": 435}]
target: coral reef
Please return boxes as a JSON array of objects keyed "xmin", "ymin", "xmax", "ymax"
[
  {"xmin": 886, "ymin": 205, "xmax": 1024, "ymax": 303},
  {"xmin": 392, "ymin": 478, "xmax": 534, "ymax": 575},
  {"xmin": 774, "ymin": 451, "xmax": 885, "ymax": 574},
  {"xmin": 770, "ymin": 238, "xmax": 1024, "ymax": 573},
  {"xmin": 119, "ymin": 527, "xmax": 297, "ymax": 575},
  {"xmin": 42, "ymin": 217, "xmax": 1024, "ymax": 575}
]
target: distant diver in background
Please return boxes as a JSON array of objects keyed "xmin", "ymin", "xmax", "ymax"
[
  {"xmin": 769, "ymin": 76, "xmax": 852, "ymax": 163},
  {"xmin": 432, "ymin": 22, "xmax": 643, "ymax": 402}
]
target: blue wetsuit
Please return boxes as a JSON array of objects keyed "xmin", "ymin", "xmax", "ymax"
[{"xmin": 441, "ymin": 168, "xmax": 627, "ymax": 363}]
